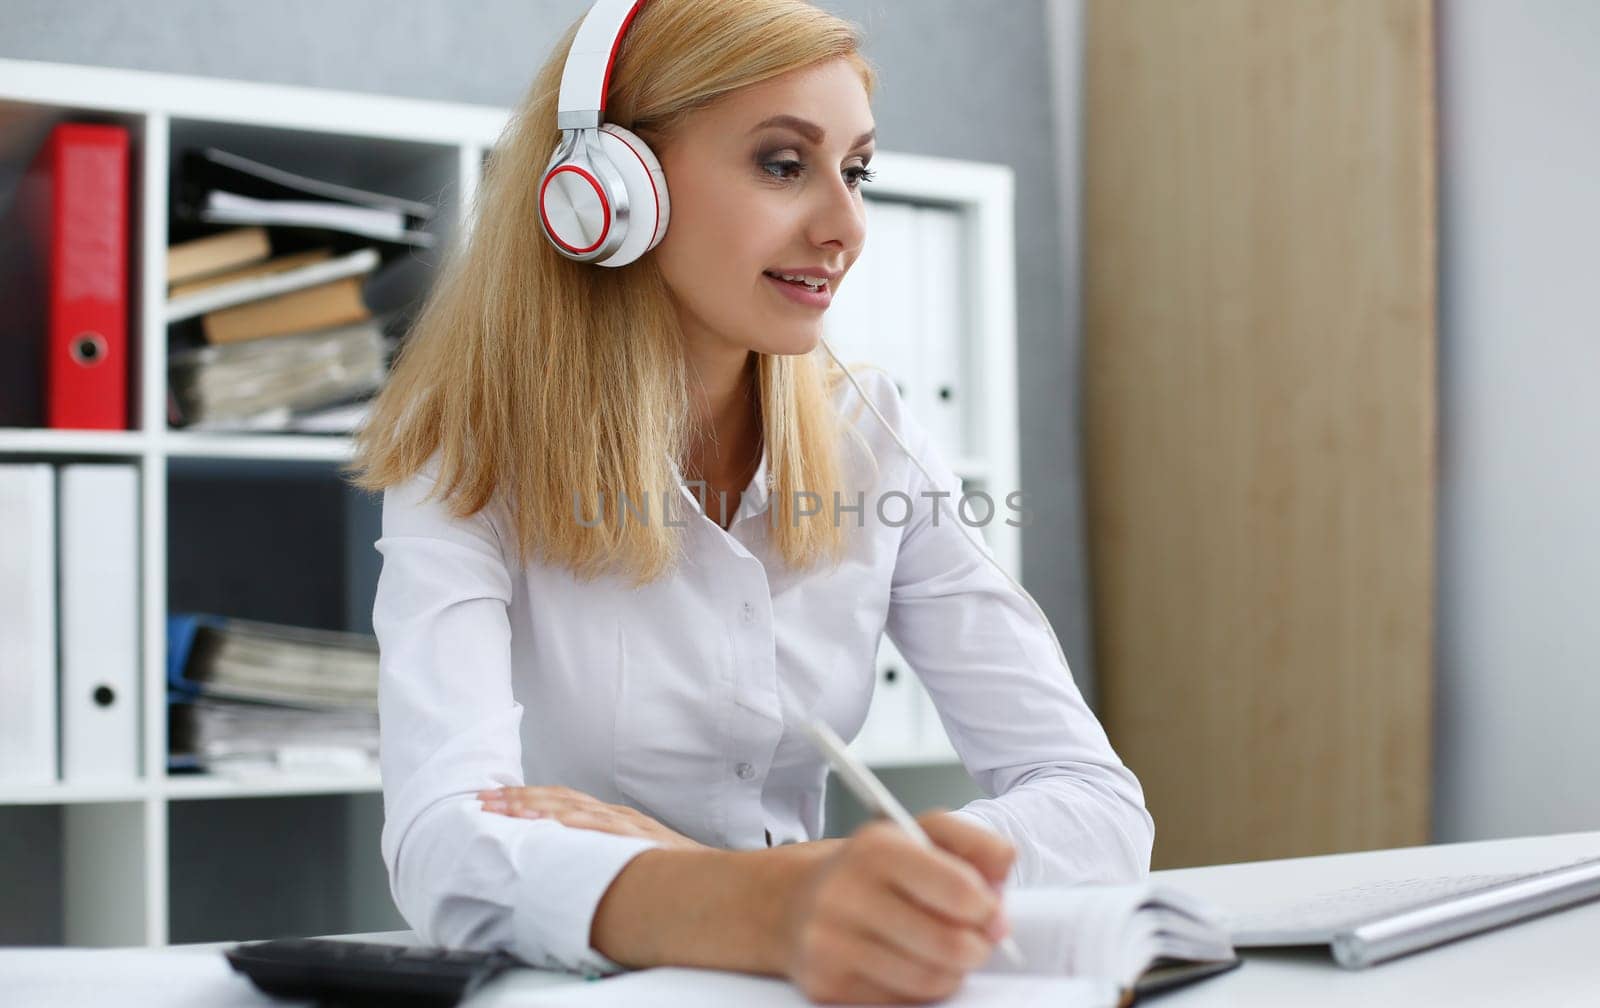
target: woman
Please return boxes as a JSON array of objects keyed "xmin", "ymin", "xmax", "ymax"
[{"xmin": 350, "ymin": 0, "xmax": 1153, "ymax": 1002}]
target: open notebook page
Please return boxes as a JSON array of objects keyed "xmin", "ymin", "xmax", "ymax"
[
  {"xmin": 980, "ymin": 883, "xmax": 1235, "ymax": 986},
  {"xmin": 485, "ymin": 968, "xmax": 1121, "ymax": 1008}
]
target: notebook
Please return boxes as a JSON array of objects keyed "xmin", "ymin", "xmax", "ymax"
[
  {"xmin": 506, "ymin": 882, "xmax": 1239, "ymax": 1007},
  {"xmin": 497, "ymin": 970, "xmax": 1133, "ymax": 1007},
  {"xmin": 1226, "ymin": 853, "xmax": 1600, "ymax": 968}
]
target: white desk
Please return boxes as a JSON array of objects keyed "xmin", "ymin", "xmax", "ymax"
[
  {"xmin": 1150, "ymin": 828, "xmax": 1600, "ymax": 1007},
  {"xmin": 4, "ymin": 830, "xmax": 1597, "ymax": 1007}
]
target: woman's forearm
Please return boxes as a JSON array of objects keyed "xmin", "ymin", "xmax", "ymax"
[{"xmin": 589, "ymin": 839, "xmax": 846, "ymax": 973}]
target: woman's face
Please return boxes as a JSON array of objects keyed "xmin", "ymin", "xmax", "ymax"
[{"xmin": 649, "ymin": 58, "xmax": 875, "ymax": 363}]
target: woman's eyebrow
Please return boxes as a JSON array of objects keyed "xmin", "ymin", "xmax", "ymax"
[{"xmin": 749, "ymin": 114, "xmax": 876, "ymax": 149}]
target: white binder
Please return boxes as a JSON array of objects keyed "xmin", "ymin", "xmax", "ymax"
[
  {"xmin": 864, "ymin": 201, "xmax": 923, "ymax": 405},
  {"xmin": 58, "ymin": 464, "xmax": 141, "ymax": 782},
  {"xmin": 821, "ymin": 200, "xmax": 879, "ymax": 375},
  {"xmin": 912, "ymin": 205, "xmax": 969, "ymax": 460},
  {"xmin": 849, "ymin": 636, "xmax": 922, "ymax": 765},
  {"xmin": 0, "ymin": 464, "xmax": 58, "ymax": 785},
  {"xmin": 824, "ymin": 201, "xmax": 967, "ymax": 461}
]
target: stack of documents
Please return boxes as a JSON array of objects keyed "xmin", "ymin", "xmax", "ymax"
[
  {"xmin": 167, "ymin": 318, "xmax": 392, "ymax": 430},
  {"xmin": 175, "ymin": 147, "xmax": 436, "ymax": 249},
  {"xmin": 164, "ymin": 145, "xmax": 438, "ymax": 430},
  {"xmin": 167, "ymin": 613, "xmax": 379, "ymax": 775}
]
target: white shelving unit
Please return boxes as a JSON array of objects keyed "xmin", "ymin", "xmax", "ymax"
[{"xmin": 0, "ymin": 57, "xmax": 1019, "ymax": 946}]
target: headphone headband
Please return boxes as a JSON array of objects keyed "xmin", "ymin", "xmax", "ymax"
[{"xmin": 557, "ymin": 0, "xmax": 649, "ymax": 131}]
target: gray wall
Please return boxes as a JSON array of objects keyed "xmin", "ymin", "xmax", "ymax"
[{"xmin": 1434, "ymin": 0, "xmax": 1600, "ymax": 842}]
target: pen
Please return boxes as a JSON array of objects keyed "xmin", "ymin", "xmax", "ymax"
[{"xmin": 800, "ymin": 717, "xmax": 1027, "ymax": 968}]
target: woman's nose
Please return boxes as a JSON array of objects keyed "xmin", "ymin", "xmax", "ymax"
[{"xmin": 808, "ymin": 174, "xmax": 867, "ymax": 255}]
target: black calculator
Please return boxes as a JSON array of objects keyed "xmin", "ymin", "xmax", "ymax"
[{"xmin": 224, "ymin": 937, "xmax": 521, "ymax": 1007}]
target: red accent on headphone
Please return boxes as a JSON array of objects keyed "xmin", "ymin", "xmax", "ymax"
[
  {"xmin": 598, "ymin": 0, "xmax": 648, "ymax": 118},
  {"xmin": 539, "ymin": 164, "xmax": 612, "ymax": 255}
]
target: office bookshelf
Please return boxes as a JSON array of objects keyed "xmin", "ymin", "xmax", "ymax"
[{"xmin": 0, "ymin": 57, "xmax": 1019, "ymax": 946}]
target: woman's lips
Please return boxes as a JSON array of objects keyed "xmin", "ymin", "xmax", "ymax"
[{"xmin": 763, "ymin": 271, "xmax": 832, "ymax": 308}]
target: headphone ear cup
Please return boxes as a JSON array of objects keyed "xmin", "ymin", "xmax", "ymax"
[
  {"xmin": 593, "ymin": 124, "xmax": 670, "ymax": 267},
  {"xmin": 538, "ymin": 147, "xmax": 615, "ymax": 260}
]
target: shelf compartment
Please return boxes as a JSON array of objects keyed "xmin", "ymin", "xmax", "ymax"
[
  {"xmin": 162, "ymin": 118, "xmax": 463, "ymax": 434},
  {"xmin": 163, "ymin": 119, "xmax": 460, "ymax": 324},
  {"xmin": 0, "ymin": 801, "xmax": 150, "ymax": 945},
  {"xmin": 167, "ymin": 793, "xmax": 401, "ymax": 943},
  {"xmin": 166, "ymin": 117, "xmax": 464, "ymax": 226},
  {"xmin": 164, "ymin": 458, "xmax": 381, "ymax": 783},
  {"xmin": 166, "ymin": 456, "xmax": 380, "ymax": 634}
]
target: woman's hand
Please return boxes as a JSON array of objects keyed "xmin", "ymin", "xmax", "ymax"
[
  {"xmin": 779, "ymin": 809, "xmax": 1016, "ymax": 1004},
  {"xmin": 476, "ymin": 785, "xmax": 709, "ymax": 851}
]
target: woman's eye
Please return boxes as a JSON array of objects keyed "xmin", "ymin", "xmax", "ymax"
[
  {"xmin": 763, "ymin": 158, "xmax": 804, "ymax": 180},
  {"xmin": 762, "ymin": 159, "xmax": 877, "ymax": 189}
]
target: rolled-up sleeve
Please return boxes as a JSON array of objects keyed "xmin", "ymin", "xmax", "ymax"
[
  {"xmin": 374, "ymin": 463, "xmax": 660, "ymax": 974},
  {"xmin": 880, "ymin": 391, "xmax": 1155, "ymax": 887}
]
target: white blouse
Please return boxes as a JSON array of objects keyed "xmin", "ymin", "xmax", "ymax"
[{"xmin": 373, "ymin": 366, "xmax": 1153, "ymax": 975}]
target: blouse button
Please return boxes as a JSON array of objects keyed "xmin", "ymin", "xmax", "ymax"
[
  {"xmin": 741, "ymin": 602, "xmax": 756, "ymax": 624},
  {"xmin": 735, "ymin": 761, "xmax": 756, "ymax": 780}
]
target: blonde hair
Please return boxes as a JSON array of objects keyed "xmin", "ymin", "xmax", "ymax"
[{"xmin": 347, "ymin": 0, "xmax": 879, "ymax": 587}]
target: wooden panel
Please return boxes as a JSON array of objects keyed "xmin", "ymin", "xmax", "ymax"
[{"xmin": 1083, "ymin": 0, "xmax": 1436, "ymax": 867}]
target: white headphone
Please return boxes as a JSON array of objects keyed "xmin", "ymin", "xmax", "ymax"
[{"xmin": 538, "ymin": 0, "xmax": 670, "ymax": 267}]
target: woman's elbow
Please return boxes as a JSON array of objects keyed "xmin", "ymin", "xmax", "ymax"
[
  {"xmin": 409, "ymin": 890, "xmax": 514, "ymax": 951},
  {"xmin": 1116, "ymin": 799, "xmax": 1156, "ymax": 881},
  {"xmin": 382, "ymin": 801, "xmax": 518, "ymax": 952},
  {"xmin": 1047, "ymin": 774, "xmax": 1155, "ymax": 884}
]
